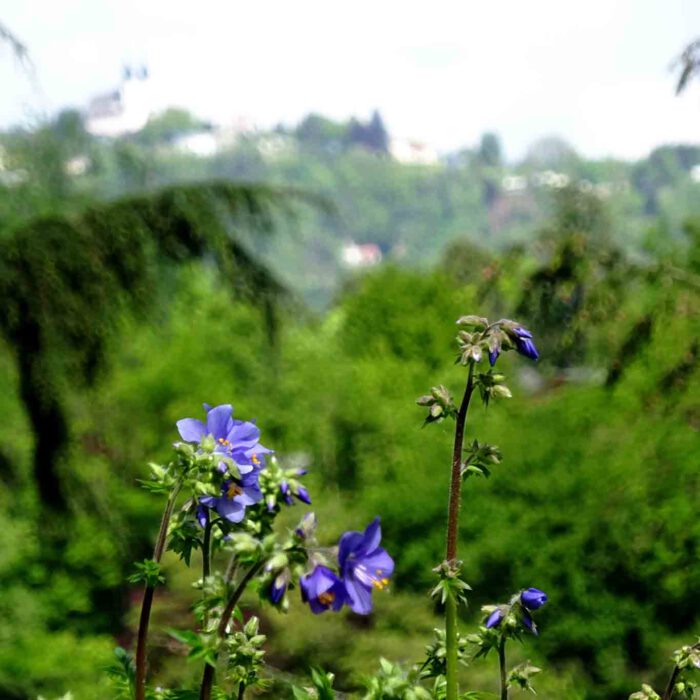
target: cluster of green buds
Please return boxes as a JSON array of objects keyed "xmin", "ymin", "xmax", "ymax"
[
  {"xmin": 506, "ymin": 662, "xmax": 542, "ymax": 695},
  {"xmin": 363, "ymin": 658, "xmax": 434, "ymax": 700},
  {"xmin": 258, "ymin": 455, "xmax": 312, "ymax": 511},
  {"xmin": 461, "ymin": 440, "xmax": 502, "ymax": 480},
  {"xmin": 431, "ymin": 560, "xmax": 472, "ymax": 609},
  {"xmin": 416, "ymin": 385, "xmax": 457, "ymax": 425},
  {"xmin": 140, "ymin": 439, "xmax": 220, "ymax": 496},
  {"xmin": 419, "ymin": 628, "xmax": 470, "ymax": 680},
  {"xmin": 475, "ymin": 369, "xmax": 512, "ymax": 407},
  {"xmin": 224, "ymin": 616, "xmax": 267, "ymax": 693}
]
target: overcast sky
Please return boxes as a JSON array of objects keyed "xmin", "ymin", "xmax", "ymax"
[{"xmin": 2, "ymin": 0, "xmax": 700, "ymax": 160}]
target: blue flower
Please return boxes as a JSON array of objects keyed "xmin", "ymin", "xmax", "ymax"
[
  {"xmin": 300, "ymin": 565, "xmax": 347, "ymax": 614},
  {"xmin": 177, "ymin": 403, "xmax": 272, "ymax": 474},
  {"xmin": 521, "ymin": 610, "xmax": 537, "ymax": 635},
  {"xmin": 279, "ymin": 480, "xmax": 312, "ymax": 506},
  {"xmin": 485, "ymin": 609, "xmax": 504, "ymax": 628},
  {"xmin": 513, "ymin": 327, "xmax": 539, "ymax": 361},
  {"xmin": 279, "ymin": 481, "xmax": 294, "ymax": 505},
  {"xmin": 338, "ymin": 517, "xmax": 394, "ymax": 615},
  {"xmin": 269, "ymin": 572, "xmax": 288, "ymax": 604},
  {"xmin": 489, "ymin": 349, "xmax": 500, "ymax": 366},
  {"xmin": 198, "ymin": 471, "xmax": 262, "ymax": 525},
  {"xmin": 520, "ymin": 587, "xmax": 547, "ymax": 610}
]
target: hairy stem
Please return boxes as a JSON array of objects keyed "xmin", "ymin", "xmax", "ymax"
[
  {"xmin": 445, "ymin": 361, "xmax": 476, "ymax": 700},
  {"xmin": 135, "ymin": 480, "xmax": 182, "ymax": 700},
  {"xmin": 498, "ymin": 637, "xmax": 508, "ymax": 700},
  {"xmin": 199, "ymin": 560, "xmax": 265, "ymax": 700}
]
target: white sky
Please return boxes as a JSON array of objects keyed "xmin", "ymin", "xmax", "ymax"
[{"xmin": 2, "ymin": 0, "xmax": 700, "ymax": 160}]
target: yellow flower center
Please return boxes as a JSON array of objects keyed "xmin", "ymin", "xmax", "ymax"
[
  {"xmin": 318, "ymin": 591, "xmax": 335, "ymax": 606},
  {"xmin": 217, "ymin": 438, "xmax": 230, "ymax": 446},
  {"xmin": 372, "ymin": 578, "xmax": 390, "ymax": 591},
  {"xmin": 226, "ymin": 483, "xmax": 243, "ymax": 499},
  {"xmin": 251, "ymin": 454, "xmax": 260, "ymax": 466}
]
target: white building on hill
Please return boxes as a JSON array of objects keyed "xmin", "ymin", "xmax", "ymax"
[
  {"xmin": 86, "ymin": 66, "xmax": 153, "ymax": 137},
  {"xmin": 390, "ymin": 137, "xmax": 439, "ymax": 165},
  {"xmin": 341, "ymin": 242, "xmax": 383, "ymax": 267}
]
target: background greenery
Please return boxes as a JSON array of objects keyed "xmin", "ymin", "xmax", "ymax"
[{"xmin": 0, "ymin": 108, "xmax": 698, "ymax": 699}]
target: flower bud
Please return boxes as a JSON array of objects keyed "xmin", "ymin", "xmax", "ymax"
[{"xmin": 520, "ymin": 588, "xmax": 548, "ymax": 610}]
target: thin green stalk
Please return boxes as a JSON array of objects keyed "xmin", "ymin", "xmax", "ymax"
[
  {"xmin": 135, "ymin": 480, "xmax": 182, "ymax": 700},
  {"xmin": 498, "ymin": 637, "xmax": 508, "ymax": 700},
  {"xmin": 445, "ymin": 362, "xmax": 476, "ymax": 700},
  {"xmin": 199, "ymin": 560, "xmax": 265, "ymax": 700}
]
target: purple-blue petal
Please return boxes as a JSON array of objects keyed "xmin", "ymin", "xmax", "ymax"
[
  {"xmin": 356, "ymin": 548, "xmax": 394, "ymax": 579},
  {"xmin": 296, "ymin": 486, "xmax": 311, "ymax": 505},
  {"xmin": 344, "ymin": 574, "xmax": 373, "ymax": 615},
  {"xmin": 269, "ymin": 576, "xmax": 287, "ymax": 604},
  {"xmin": 177, "ymin": 418, "xmax": 207, "ymax": 443},
  {"xmin": 489, "ymin": 349, "xmax": 500, "ymax": 366},
  {"xmin": 196, "ymin": 505, "xmax": 209, "ymax": 529},
  {"xmin": 206, "ymin": 404, "xmax": 234, "ymax": 439},
  {"xmin": 338, "ymin": 531, "xmax": 366, "ymax": 569},
  {"xmin": 216, "ymin": 498, "xmax": 245, "ymax": 523},
  {"xmin": 486, "ymin": 609, "xmax": 504, "ymax": 628},
  {"xmin": 360, "ymin": 517, "xmax": 382, "ymax": 554},
  {"xmin": 522, "ymin": 610, "xmax": 538, "ymax": 635},
  {"xmin": 227, "ymin": 420, "xmax": 261, "ymax": 448}
]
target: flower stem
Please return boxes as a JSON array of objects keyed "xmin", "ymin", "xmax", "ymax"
[
  {"xmin": 199, "ymin": 560, "xmax": 265, "ymax": 700},
  {"xmin": 135, "ymin": 480, "xmax": 182, "ymax": 700},
  {"xmin": 498, "ymin": 637, "xmax": 508, "ymax": 700},
  {"xmin": 202, "ymin": 520, "xmax": 212, "ymax": 580},
  {"xmin": 445, "ymin": 361, "xmax": 476, "ymax": 700},
  {"xmin": 201, "ymin": 519, "xmax": 213, "ymax": 629},
  {"xmin": 237, "ymin": 682, "xmax": 246, "ymax": 700},
  {"xmin": 663, "ymin": 666, "xmax": 681, "ymax": 700}
]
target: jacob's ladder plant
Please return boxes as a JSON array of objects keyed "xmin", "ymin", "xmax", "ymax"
[{"xmin": 417, "ymin": 316, "xmax": 541, "ymax": 700}]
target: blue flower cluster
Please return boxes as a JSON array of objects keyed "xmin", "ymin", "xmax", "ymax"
[
  {"xmin": 485, "ymin": 587, "xmax": 548, "ymax": 635},
  {"xmin": 301, "ymin": 517, "xmax": 394, "ymax": 616},
  {"xmin": 176, "ymin": 404, "xmax": 394, "ymax": 617},
  {"xmin": 177, "ymin": 403, "xmax": 273, "ymax": 524}
]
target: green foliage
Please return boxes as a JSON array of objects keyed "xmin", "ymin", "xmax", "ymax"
[
  {"xmin": 137, "ymin": 108, "xmax": 210, "ymax": 147},
  {"xmin": 507, "ymin": 662, "xmax": 541, "ymax": 694},
  {"xmin": 106, "ymin": 647, "xmax": 136, "ymax": 700},
  {"xmin": 128, "ymin": 559, "xmax": 166, "ymax": 587},
  {"xmin": 362, "ymin": 658, "xmax": 432, "ymax": 699},
  {"xmin": 0, "ymin": 179, "xmax": 294, "ymax": 508},
  {"xmin": 292, "ymin": 667, "xmax": 337, "ymax": 700},
  {"xmin": 0, "ymin": 112, "xmax": 699, "ymax": 699}
]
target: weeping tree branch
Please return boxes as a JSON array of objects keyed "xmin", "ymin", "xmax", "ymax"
[
  {"xmin": 0, "ymin": 181, "xmax": 312, "ymax": 509},
  {"xmin": 0, "ymin": 21, "xmax": 30, "ymax": 66}
]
